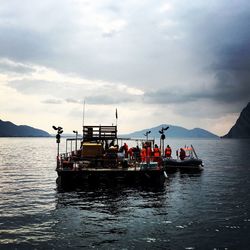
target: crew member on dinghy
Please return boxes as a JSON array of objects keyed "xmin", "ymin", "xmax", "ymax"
[
  {"xmin": 179, "ymin": 148, "xmax": 186, "ymax": 160},
  {"xmin": 165, "ymin": 145, "xmax": 172, "ymax": 158}
]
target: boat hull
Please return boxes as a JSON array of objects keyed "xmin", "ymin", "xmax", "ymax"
[
  {"xmin": 56, "ymin": 168, "xmax": 166, "ymax": 187},
  {"xmin": 163, "ymin": 158, "xmax": 203, "ymax": 172}
]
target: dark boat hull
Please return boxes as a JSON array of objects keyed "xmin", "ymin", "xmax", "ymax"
[
  {"xmin": 57, "ymin": 168, "xmax": 166, "ymax": 187},
  {"xmin": 163, "ymin": 158, "xmax": 203, "ymax": 172}
]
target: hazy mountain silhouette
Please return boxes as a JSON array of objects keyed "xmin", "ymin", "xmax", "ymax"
[
  {"xmin": 222, "ymin": 102, "xmax": 250, "ymax": 138},
  {"xmin": 0, "ymin": 119, "xmax": 50, "ymax": 137},
  {"xmin": 122, "ymin": 124, "xmax": 218, "ymax": 138}
]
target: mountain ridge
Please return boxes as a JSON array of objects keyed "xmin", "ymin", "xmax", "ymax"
[
  {"xmin": 222, "ymin": 102, "xmax": 250, "ymax": 138},
  {"xmin": 0, "ymin": 119, "xmax": 51, "ymax": 137},
  {"xmin": 121, "ymin": 124, "xmax": 218, "ymax": 138}
]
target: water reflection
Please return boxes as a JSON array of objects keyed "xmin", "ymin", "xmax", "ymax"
[
  {"xmin": 54, "ymin": 182, "xmax": 171, "ymax": 249},
  {"xmin": 53, "ymin": 171, "xmax": 205, "ymax": 248},
  {"xmin": 56, "ymin": 182, "xmax": 167, "ymax": 209},
  {"xmin": 55, "ymin": 169, "xmax": 204, "ymax": 213}
]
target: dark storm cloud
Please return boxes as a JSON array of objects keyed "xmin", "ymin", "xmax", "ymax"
[
  {"xmin": 144, "ymin": 88, "xmax": 196, "ymax": 104},
  {"xmin": 212, "ymin": 71, "xmax": 250, "ymax": 105},
  {"xmin": 181, "ymin": 0, "xmax": 250, "ymax": 106},
  {"xmin": 144, "ymin": 0, "xmax": 250, "ymax": 110}
]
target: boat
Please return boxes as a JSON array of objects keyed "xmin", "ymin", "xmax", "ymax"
[
  {"xmin": 163, "ymin": 145, "xmax": 204, "ymax": 172},
  {"xmin": 55, "ymin": 125, "xmax": 167, "ymax": 187}
]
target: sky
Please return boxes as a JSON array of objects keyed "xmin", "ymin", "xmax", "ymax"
[{"xmin": 0, "ymin": 0, "xmax": 250, "ymax": 136}]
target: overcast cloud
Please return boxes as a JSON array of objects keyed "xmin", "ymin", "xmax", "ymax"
[{"xmin": 0, "ymin": 0, "xmax": 250, "ymax": 135}]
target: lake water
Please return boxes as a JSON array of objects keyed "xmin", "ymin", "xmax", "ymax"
[{"xmin": 0, "ymin": 137, "xmax": 250, "ymax": 249}]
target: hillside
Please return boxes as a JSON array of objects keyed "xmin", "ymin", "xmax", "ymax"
[
  {"xmin": 222, "ymin": 102, "xmax": 250, "ymax": 138},
  {"xmin": 122, "ymin": 124, "xmax": 218, "ymax": 139},
  {"xmin": 0, "ymin": 119, "xmax": 51, "ymax": 137}
]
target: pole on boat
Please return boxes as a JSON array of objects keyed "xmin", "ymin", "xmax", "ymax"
[
  {"xmin": 115, "ymin": 108, "xmax": 118, "ymax": 127},
  {"xmin": 191, "ymin": 144, "xmax": 198, "ymax": 159},
  {"xmin": 115, "ymin": 108, "xmax": 118, "ymax": 145},
  {"xmin": 73, "ymin": 130, "xmax": 78, "ymax": 152},
  {"xmin": 158, "ymin": 126, "xmax": 169, "ymax": 155},
  {"xmin": 82, "ymin": 100, "xmax": 85, "ymax": 140},
  {"xmin": 52, "ymin": 126, "xmax": 63, "ymax": 166},
  {"xmin": 144, "ymin": 130, "xmax": 151, "ymax": 141}
]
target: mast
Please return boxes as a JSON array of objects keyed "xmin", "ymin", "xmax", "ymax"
[{"xmin": 82, "ymin": 99, "xmax": 85, "ymax": 139}]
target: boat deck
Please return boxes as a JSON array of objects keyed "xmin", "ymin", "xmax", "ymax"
[{"xmin": 57, "ymin": 167, "xmax": 160, "ymax": 172}]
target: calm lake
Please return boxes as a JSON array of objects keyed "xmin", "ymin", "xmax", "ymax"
[{"xmin": 0, "ymin": 137, "xmax": 250, "ymax": 249}]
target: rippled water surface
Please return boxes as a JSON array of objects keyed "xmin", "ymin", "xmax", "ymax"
[{"xmin": 0, "ymin": 138, "xmax": 250, "ymax": 249}]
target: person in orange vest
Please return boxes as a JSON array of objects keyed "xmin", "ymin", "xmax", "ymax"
[
  {"xmin": 153, "ymin": 144, "xmax": 161, "ymax": 162},
  {"xmin": 146, "ymin": 143, "xmax": 152, "ymax": 163},
  {"xmin": 165, "ymin": 145, "xmax": 172, "ymax": 158},
  {"xmin": 128, "ymin": 147, "xmax": 134, "ymax": 160},
  {"xmin": 140, "ymin": 146, "xmax": 147, "ymax": 162}
]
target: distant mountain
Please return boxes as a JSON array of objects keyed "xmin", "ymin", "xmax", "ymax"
[
  {"xmin": 222, "ymin": 102, "xmax": 250, "ymax": 138},
  {"xmin": 0, "ymin": 119, "xmax": 51, "ymax": 137},
  {"xmin": 122, "ymin": 124, "xmax": 218, "ymax": 139}
]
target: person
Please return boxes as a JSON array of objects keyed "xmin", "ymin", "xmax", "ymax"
[
  {"xmin": 179, "ymin": 148, "xmax": 186, "ymax": 160},
  {"xmin": 123, "ymin": 143, "xmax": 128, "ymax": 158},
  {"xmin": 128, "ymin": 147, "xmax": 134, "ymax": 160},
  {"xmin": 134, "ymin": 146, "xmax": 141, "ymax": 161},
  {"xmin": 146, "ymin": 143, "xmax": 152, "ymax": 163},
  {"xmin": 165, "ymin": 145, "xmax": 172, "ymax": 158},
  {"xmin": 153, "ymin": 144, "xmax": 161, "ymax": 162},
  {"xmin": 140, "ymin": 146, "xmax": 147, "ymax": 162}
]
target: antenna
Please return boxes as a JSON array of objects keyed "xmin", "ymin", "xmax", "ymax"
[
  {"xmin": 82, "ymin": 99, "xmax": 85, "ymax": 139},
  {"xmin": 82, "ymin": 99, "xmax": 85, "ymax": 128}
]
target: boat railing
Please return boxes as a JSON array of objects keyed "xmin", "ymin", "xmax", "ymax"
[
  {"xmin": 65, "ymin": 138, "xmax": 82, "ymax": 154},
  {"xmin": 83, "ymin": 125, "xmax": 117, "ymax": 141},
  {"xmin": 58, "ymin": 151, "xmax": 163, "ymax": 169}
]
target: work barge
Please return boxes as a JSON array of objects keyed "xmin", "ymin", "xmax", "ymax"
[{"xmin": 56, "ymin": 125, "xmax": 167, "ymax": 186}]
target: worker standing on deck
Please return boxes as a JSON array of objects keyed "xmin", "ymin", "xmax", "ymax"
[
  {"xmin": 134, "ymin": 146, "xmax": 141, "ymax": 161},
  {"xmin": 123, "ymin": 143, "xmax": 128, "ymax": 158},
  {"xmin": 146, "ymin": 142, "xmax": 152, "ymax": 163},
  {"xmin": 165, "ymin": 145, "xmax": 172, "ymax": 158},
  {"xmin": 141, "ymin": 145, "xmax": 147, "ymax": 162},
  {"xmin": 153, "ymin": 144, "xmax": 161, "ymax": 162},
  {"xmin": 128, "ymin": 147, "xmax": 134, "ymax": 160}
]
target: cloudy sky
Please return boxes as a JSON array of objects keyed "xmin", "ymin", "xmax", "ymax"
[{"xmin": 1, "ymin": 0, "xmax": 250, "ymax": 136}]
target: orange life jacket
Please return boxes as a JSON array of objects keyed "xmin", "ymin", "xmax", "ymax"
[
  {"xmin": 154, "ymin": 147, "xmax": 160, "ymax": 157},
  {"xmin": 141, "ymin": 148, "xmax": 146, "ymax": 162},
  {"xmin": 165, "ymin": 147, "xmax": 172, "ymax": 157},
  {"xmin": 128, "ymin": 148, "xmax": 133, "ymax": 156}
]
